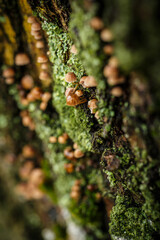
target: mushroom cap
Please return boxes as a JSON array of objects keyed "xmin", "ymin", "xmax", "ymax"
[
  {"xmin": 80, "ymin": 76, "xmax": 97, "ymax": 88},
  {"xmin": 41, "ymin": 92, "xmax": 51, "ymax": 102},
  {"xmin": 5, "ymin": 78, "xmax": 14, "ymax": 85},
  {"xmin": 3, "ymin": 68, "xmax": 15, "ymax": 78},
  {"xmin": 90, "ymin": 17, "xmax": 104, "ymax": 30},
  {"xmin": 88, "ymin": 99, "xmax": 98, "ymax": 109},
  {"xmin": 30, "ymin": 87, "xmax": 42, "ymax": 100},
  {"xmin": 40, "ymin": 101, "xmax": 47, "ymax": 111},
  {"xmin": 21, "ymin": 75, "xmax": 34, "ymax": 89},
  {"xmin": 41, "ymin": 63, "xmax": 48, "ymax": 70},
  {"xmin": 70, "ymin": 44, "xmax": 77, "ymax": 54},
  {"xmin": 29, "ymin": 169, "xmax": 44, "ymax": 186},
  {"xmin": 31, "ymin": 22, "xmax": 41, "ymax": 31},
  {"xmin": 27, "ymin": 16, "xmax": 36, "ymax": 24},
  {"xmin": 100, "ymin": 28, "xmax": 113, "ymax": 42},
  {"xmin": 15, "ymin": 53, "xmax": 30, "ymax": 66},
  {"xmin": 34, "ymin": 33, "xmax": 42, "ymax": 40},
  {"xmin": 111, "ymin": 87, "xmax": 123, "ymax": 97},
  {"xmin": 74, "ymin": 149, "xmax": 84, "ymax": 158},
  {"xmin": 65, "ymin": 72, "xmax": 77, "ymax": 83},
  {"xmin": 49, "ymin": 136, "xmax": 57, "ymax": 143},
  {"xmin": 35, "ymin": 40, "xmax": 44, "ymax": 49},
  {"xmin": 22, "ymin": 145, "xmax": 35, "ymax": 158},
  {"xmin": 39, "ymin": 71, "xmax": 50, "ymax": 81},
  {"xmin": 37, "ymin": 54, "xmax": 48, "ymax": 63}
]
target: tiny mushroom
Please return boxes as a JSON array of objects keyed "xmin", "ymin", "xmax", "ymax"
[
  {"xmin": 103, "ymin": 65, "xmax": 118, "ymax": 78},
  {"xmin": 21, "ymin": 75, "xmax": 34, "ymax": 89},
  {"xmin": 34, "ymin": 33, "xmax": 42, "ymax": 40},
  {"xmin": 40, "ymin": 101, "xmax": 47, "ymax": 111},
  {"xmin": 22, "ymin": 145, "xmax": 35, "ymax": 158},
  {"xmin": 39, "ymin": 71, "xmax": 50, "ymax": 81},
  {"xmin": 90, "ymin": 17, "xmax": 104, "ymax": 30},
  {"xmin": 15, "ymin": 53, "xmax": 30, "ymax": 66},
  {"xmin": 80, "ymin": 76, "xmax": 97, "ymax": 88},
  {"xmin": 74, "ymin": 149, "xmax": 84, "ymax": 158},
  {"xmin": 58, "ymin": 135, "xmax": 67, "ymax": 144},
  {"xmin": 30, "ymin": 87, "xmax": 42, "ymax": 100},
  {"xmin": 65, "ymin": 72, "xmax": 77, "ymax": 83},
  {"xmin": 29, "ymin": 169, "xmax": 44, "ymax": 186},
  {"xmin": 31, "ymin": 22, "xmax": 41, "ymax": 31},
  {"xmin": 100, "ymin": 28, "xmax": 113, "ymax": 42},
  {"xmin": 70, "ymin": 44, "xmax": 77, "ymax": 54},
  {"xmin": 41, "ymin": 92, "xmax": 51, "ymax": 102},
  {"xmin": 103, "ymin": 45, "xmax": 114, "ymax": 55},
  {"xmin": 37, "ymin": 54, "xmax": 48, "ymax": 63},
  {"xmin": 5, "ymin": 78, "xmax": 14, "ymax": 85},
  {"xmin": 64, "ymin": 147, "xmax": 74, "ymax": 160},
  {"xmin": 36, "ymin": 40, "xmax": 44, "ymax": 49},
  {"xmin": 27, "ymin": 16, "xmax": 36, "ymax": 24},
  {"xmin": 3, "ymin": 68, "xmax": 15, "ymax": 78},
  {"xmin": 107, "ymin": 77, "xmax": 125, "ymax": 86},
  {"xmin": 49, "ymin": 136, "xmax": 57, "ymax": 143},
  {"xmin": 75, "ymin": 90, "xmax": 83, "ymax": 97},
  {"xmin": 64, "ymin": 163, "xmax": 74, "ymax": 173},
  {"xmin": 111, "ymin": 87, "xmax": 123, "ymax": 97},
  {"xmin": 88, "ymin": 99, "xmax": 98, "ymax": 113},
  {"xmin": 41, "ymin": 63, "xmax": 48, "ymax": 70}
]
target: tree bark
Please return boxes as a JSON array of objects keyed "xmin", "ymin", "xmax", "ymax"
[{"xmin": 0, "ymin": 0, "xmax": 160, "ymax": 239}]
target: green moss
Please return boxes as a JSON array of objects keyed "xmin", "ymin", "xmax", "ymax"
[{"xmin": 110, "ymin": 195, "xmax": 154, "ymax": 240}]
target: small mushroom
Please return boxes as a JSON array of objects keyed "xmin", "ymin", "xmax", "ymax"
[
  {"xmin": 100, "ymin": 28, "xmax": 113, "ymax": 42},
  {"xmin": 88, "ymin": 99, "xmax": 98, "ymax": 113},
  {"xmin": 64, "ymin": 163, "xmax": 74, "ymax": 173},
  {"xmin": 30, "ymin": 87, "xmax": 42, "ymax": 100},
  {"xmin": 80, "ymin": 76, "xmax": 97, "ymax": 88},
  {"xmin": 70, "ymin": 44, "xmax": 77, "ymax": 54},
  {"xmin": 58, "ymin": 136, "xmax": 67, "ymax": 144},
  {"xmin": 29, "ymin": 169, "xmax": 44, "ymax": 186},
  {"xmin": 64, "ymin": 147, "xmax": 74, "ymax": 160},
  {"xmin": 41, "ymin": 63, "xmax": 48, "ymax": 70},
  {"xmin": 49, "ymin": 136, "xmax": 57, "ymax": 143},
  {"xmin": 21, "ymin": 75, "xmax": 34, "ymax": 90},
  {"xmin": 34, "ymin": 33, "xmax": 42, "ymax": 40},
  {"xmin": 37, "ymin": 54, "xmax": 48, "ymax": 63},
  {"xmin": 75, "ymin": 90, "xmax": 83, "ymax": 97},
  {"xmin": 40, "ymin": 101, "xmax": 47, "ymax": 111},
  {"xmin": 31, "ymin": 22, "xmax": 41, "ymax": 31},
  {"xmin": 110, "ymin": 87, "xmax": 123, "ymax": 97},
  {"xmin": 39, "ymin": 71, "xmax": 51, "ymax": 81},
  {"xmin": 65, "ymin": 72, "xmax": 77, "ymax": 83},
  {"xmin": 5, "ymin": 78, "xmax": 14, "ymax": 85},
  {"xmin": 22, "ymin": 145, "xmax": 35, "ymax": 158},
  {"xmin": 27, "ymin": 16, "xmax": 36, "ymax": 24},
  {"xmin": 15, "ymin": 53, "xmax": 30, "ymax": 66},
  {"xmin": 90, "ymin": 17, "xmax": 104, "ymax": 30},
  {"xmin": 107, "ymin": 77, "xmax": 125, "ymax": 86},
  {"xmin": 35, "ymin": 40, "xmax": 44, "ymax": 49},
  {"xmin": 74, "ymin": 149, "xmax": 84, "ymax": 158},
  {"xmin": 108, "ymin": 57, "xmax": 119, "ymax": 67},
  {"xmin": 3, "ymin": 68, "xmax": 15, "ymax": 78},
  {"xmin": 65, "ymin": 88, "xmax": 75, "ymax": 97},
  {"xmin": 95, "ymin": 111, "xmax": 100, "ymax": 119},
  {"xmin": 103, "ymin": 45, "xmax": 114, "ymax": 55},
  {"xmin": 41, "ymin": 92, "xmax": 51, "ymax": 102},
  {"xmin": 103, "ymin": 65, "xmax": 118, "ymax": 78}
]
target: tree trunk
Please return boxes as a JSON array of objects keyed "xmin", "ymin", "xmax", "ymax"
[{"xmin": 0, "ymin": 0, "xmax": 160, "ymax": 239}]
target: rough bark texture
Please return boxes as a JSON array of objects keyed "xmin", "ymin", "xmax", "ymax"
[{"xmin": 0, "ymin": 0, "xmax": 160, "ymax": 239}]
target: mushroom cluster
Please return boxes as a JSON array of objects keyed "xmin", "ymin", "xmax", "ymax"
[
  {"xmin": 28, "ymin": 15, "xmax": 51, "ymax": 87},
  {"xmin": 90, "ymin": 16, "xmax": 126, "ymax": 98},
  {"xmin": 2, "ymin": 67, "xmax": 15, "ymax": 84},
  {"xmin": 16, "ymin": 144, "xmax": 45, "ymax": 200}
]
